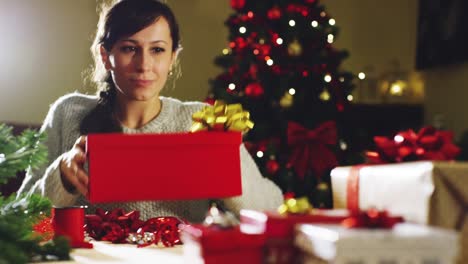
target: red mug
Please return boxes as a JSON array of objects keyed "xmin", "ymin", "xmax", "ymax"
[{"xmin": 52, "ymin": 206, "xmax": 93, "ymax": 248}]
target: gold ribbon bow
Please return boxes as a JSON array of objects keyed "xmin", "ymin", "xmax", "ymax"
[
  {"xmin": 191, "ymin": 101, "xmax": 254, "ymax": 132},
  {"xmin": 277, "ymin": 197, "xmax": 313, "ymax": 214}
]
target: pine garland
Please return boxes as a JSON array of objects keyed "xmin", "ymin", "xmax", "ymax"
[{"xmin": 0, "ymin": 124, "xmax": 70, "ymax": 263}]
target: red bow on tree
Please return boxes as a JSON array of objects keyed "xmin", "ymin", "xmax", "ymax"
[
  {"xmin": 287, "ymin": 121, "xmax": 338, "ymax": 178},
  {"xmin": 366, "ymin": 126, "xmax": 460, "ymax": 164}
]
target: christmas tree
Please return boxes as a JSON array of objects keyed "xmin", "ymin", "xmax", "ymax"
[
  {"xmin": 0, "ymin": 124, "xmax": 70, "ymax": 263},
  {"xmin": 206, "ymin": 0, "xmax": 357, "ymax": 208}
]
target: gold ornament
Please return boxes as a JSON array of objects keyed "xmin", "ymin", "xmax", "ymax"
[
  {"xmin": 191, "ymin": 100, "xmax": 254, "ymax": 132},
  {"xmin": 319, "ymin": 89, "xmax": 331, "ymax": 101},
  {"xmin": 288, "ymin": 39, "xmax": 303, "ymax": 57},
  {"xmin": 279, "ymin": 92, "xmax": 293, "ymax": 108}
]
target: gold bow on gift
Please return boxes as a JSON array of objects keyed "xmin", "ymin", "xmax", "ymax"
[
  {"xmin": 278, "ymin": 197, "xmax": 313, "ymax": 214},
  {"xmin": 191, "ymin": 101, "xmax": 254, "ymax": 132}
]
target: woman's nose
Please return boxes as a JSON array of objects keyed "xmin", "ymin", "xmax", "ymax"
[{"xmin": 135, "ymin": 51, "xmax": 152, "ymax": 72}]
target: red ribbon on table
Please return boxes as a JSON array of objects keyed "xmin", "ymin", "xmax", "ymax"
[
  {"xmin": 366, "ymin": 126, "xmax": 460, "ymax": 164},
  {"xmin": 287, "ymin": 121, "xmax": 338, "ymax": 178},
  {"xmin": 84, "ymin": 208, "xmax": 184, "ymax": 247},
  {"xmin": 342, "ymin": 208, "xmax": 404, "ymax": 229}
]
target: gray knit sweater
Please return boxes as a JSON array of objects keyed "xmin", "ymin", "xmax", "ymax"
[{"xmin": 17, "ymin": 93, "xmax": 283, "ymax": 223}]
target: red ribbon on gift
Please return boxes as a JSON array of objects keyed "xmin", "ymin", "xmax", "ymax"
[
  {"xmin": 346, "ymin": 165, "xmax": 366, "ymax": 212},
  {"xmin": 287, "ymin": 121, "xmax": 338, "ymax": 178},
  {"xmin": 84, "ymin": 208, "xmax": 184, "ymax": 247},
  {"xmin": 342, "ymin": 208, "xmax": 404, "ymax": 229},
  {"xmin": 366, "ymin": 126, "xmax": 460, "ymax": 164}
]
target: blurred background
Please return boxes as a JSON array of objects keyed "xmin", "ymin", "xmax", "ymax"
[
  {"xmin": 0, "ymin": 0, "xmax": 466, "ymax": 139},
  {"xmin": 0, "ymin": 0, "xmax": 468, "ymax": 137}
]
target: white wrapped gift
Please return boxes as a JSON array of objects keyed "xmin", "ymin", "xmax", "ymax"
[
  {"xmin": 295, "ymin": 223, "xmax": 458, "ymax": 264},
  {"xmin": 331, "ymin": 161, "xmax": 468, "ymax": 263}
]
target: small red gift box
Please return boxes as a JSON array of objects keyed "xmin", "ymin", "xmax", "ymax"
[
  {"xmin": 240, "ymin": 209, "xmax": 349, "ymax": 264},
  {"xmin": 181, "ymin": 224, "xmax": 265, "ymax": 264},
  {"xmin": 86, "ymin": 131, "xmax": 242, "ymax": 203}
]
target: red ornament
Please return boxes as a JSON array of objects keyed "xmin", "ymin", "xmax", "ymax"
[
  {"xmin": 204, "ymin": 97, "xmax": 216, "ymax": 105},
  {"xmin": 272, "ymin": 65, "xmax": 281, "ymax": 74},
  {"xmin": 249, "ymin": 64, "xmax": 258, "ymax": 79},
  {"xmin": 230, "ymin": 0, "xmax": 246, "ymax": 10},
  {"xmin": 33, "ymin": 213, "xmax": 54, "ymax": 241},
  {"xmin": 234, "ymin": 37, "xmax": 247, "ymax": 50},
  {"xmin": 266, "ymin": 159, "xmax": 280, "ymax": 174},
  {"xmin": 267, "ymin": 6, "xmax": 282, "ymax": 20},
  {"xmin": 244, "ymin": 82, "xmax": 264, "ymax": 98}
]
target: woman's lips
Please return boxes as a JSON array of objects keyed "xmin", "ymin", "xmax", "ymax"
[{"xmin": 131, "ymin": 79, "xmax": 154, "ymax": 87}]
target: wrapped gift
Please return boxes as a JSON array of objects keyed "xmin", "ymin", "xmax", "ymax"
[
  {"xmin": 240, "ymin": 209, "xmax": 349, "ymax": 264},
  {"xmin": 295, "ymin": 223, "xmax": 459, "ymax": 264},
  {"xmin": 180, "ymin": 224, "xmax": 265, "ymax": 264},
  {"xmin": 331, "ymin": 161, "xmax": 468, "ymax": 263},
  {"xmin": 86, "ymin": 131, "xmax": 242, "ymax": 203}
]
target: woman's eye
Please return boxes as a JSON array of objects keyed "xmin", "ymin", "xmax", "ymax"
[
  {"xmin": 120, "ymin": 46, "xmax": 137, "ymax": 53},
  {"xmin": 152, "ymin": 47, "xmax": 165, "ymax": 53}
]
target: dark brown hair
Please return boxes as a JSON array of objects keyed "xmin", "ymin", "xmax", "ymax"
[{"xmin": 80, "ymin": 0, "xmax": 181, "ymax": 134}]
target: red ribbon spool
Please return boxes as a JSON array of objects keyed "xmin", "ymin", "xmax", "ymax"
[{"xmin": 53, "ymin": 206, "xmax": 93, "ymax": 248}]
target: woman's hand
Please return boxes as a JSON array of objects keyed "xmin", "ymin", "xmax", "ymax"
[{"xmin": 59, "ymin": 136, "xmax": 89, "ymax": 196}]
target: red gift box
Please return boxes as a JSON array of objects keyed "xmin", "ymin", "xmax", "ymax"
[
  {"xmin": 240, "ymin": 209, "xmax": 349, "ymax": 264},
  {"xmin": 181, "ymin": 224, "xmax": 265, "ymax": 264},
  {"xmin": 86, "ymin": 131, "xmax": 242, "ymax": 203}
]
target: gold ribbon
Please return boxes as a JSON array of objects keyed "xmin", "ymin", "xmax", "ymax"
[
  {"xmin": 191, "ymin": 101, "xmax": 254, "ymax": 132},
  {"xmin": 277, "ymin": 197, "xmax": 313, "ymax": 214}
]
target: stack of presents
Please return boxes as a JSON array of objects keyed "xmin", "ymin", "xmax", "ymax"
[
  {"xmin": 82, "ymin": 104, "xmax": 466, "ymax": 263},
  {"xmin": 181, "ymin": 161, "xmax": 467, "ymax": 264}
]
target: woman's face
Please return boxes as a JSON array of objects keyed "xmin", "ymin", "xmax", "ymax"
[{"xmin": 101, "ymin": 17, "xmax": 175, "ymax": 103}]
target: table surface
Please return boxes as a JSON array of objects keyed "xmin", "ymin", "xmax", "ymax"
[{"xmin": 41, "ymin": 241, "xmax": 186, "ymax": 264}]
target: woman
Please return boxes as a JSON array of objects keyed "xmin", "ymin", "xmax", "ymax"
[{"xmin": 17, "ymin": 0, "xmax": 283, "ymax": 222}]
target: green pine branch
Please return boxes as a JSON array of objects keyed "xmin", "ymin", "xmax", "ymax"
[{"xmin": 0, "ymin": 123, "xmax": 70, "ymax": 263}]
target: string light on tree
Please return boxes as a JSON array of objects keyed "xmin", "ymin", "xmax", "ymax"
[
  {"xmin": 347, "ymin": 94, "xmax": 353, "ymax": 101},
  {"xmin": 329, "ymin": 18, "xmax": 336, "ymax": 25},
  {"xmin": 311, "ymin": 20, "xmax": 318, "ymax": 27},
  {"xmin": 320, "ymin": 11, "xmax": 326, "ymax": 17},
  {"xmin": 256, "ymin": 151, "xmax": 264, "ymax": 158},
  {"xmin": 358, "ymin": 72, "xmax": 366, "ymax": 80},
  {"xmin": 239, "ymin": 26, "xmax": 247, "ymax": 34},
  {"xmin": 288, "ymin": 88, "xmax": 296, "ymax": 95},
  {"xmin": 339, "ymin": 77, "xmax": 345, "ymax": 82},
  {"xmin": 228, "ymin": 83, "xmax": 236, "ymax": 90},
  {"xmin": 265, "ymin": 56, "xmax": 274, "ymax": 66},
  {"xmin": 276, "ymin": 38, "xmax": 283, "ymax": 45},
  {"xmin": 394, "ymin": 134, "xmax": 404, "ymax": 143},
  {"xmin": 289, "ymin": 20, "xmax": 296, "ymax": 27},
  {"xmin": 222, "ymin": 48, "xmax": 230, "ymax": 55},
  {"xmin": 324, "ymin": 74, "xmax": 332, "ymax": 83},
  {"xmin": 327, "ymin": 34, "xmax": 334, "ymax": 43},
  {"xmin": 340, "ymin": 140, "xmax": 348, "ymax": 150}
]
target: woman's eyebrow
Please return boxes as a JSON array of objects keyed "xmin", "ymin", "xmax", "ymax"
[{"xmin": 120, "ymin": 39, "xmax": 168, "ymax": 45}]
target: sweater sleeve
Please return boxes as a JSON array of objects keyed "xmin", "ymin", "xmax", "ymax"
[
  {"xmin": 222, "ymin": 144, "xmax": 283, "ymax": 214},
  {"xmin": 17, "ymin": 99, "xmax": 80, "ymax": 207}
]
